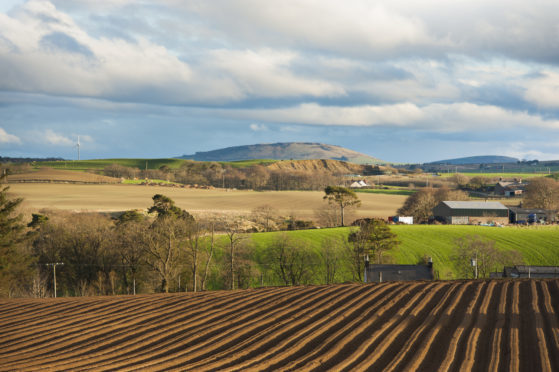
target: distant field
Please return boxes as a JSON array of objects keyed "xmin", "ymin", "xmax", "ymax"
[
  {"xmin": 250, "ymin": 225, "xmax": 559, "ymax": 279},
  {"xmin": 6, "ymin": 168, "xmax": 120, "ymax": 183},
  {"xmin": 355, "ymin": 188, "xmax": 415, "ymax": 196},
  {"xmin": 32, "ymin": 158, "xmax": 278, "ymax": 171},
  {"xmin": 8, "ymin": 183, "xmax": 406, "ymax": 220},
  {"xmin": 437, "ymin": 172, "xmax": 551, "ymax": 179}
]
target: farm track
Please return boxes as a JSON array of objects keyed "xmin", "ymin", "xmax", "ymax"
[{"xmin": 0, "ymin": 280, "xmax": 557, "ymax": 371}]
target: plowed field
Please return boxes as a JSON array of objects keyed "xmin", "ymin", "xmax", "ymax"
[{"xmin": 1, "ymin": 280, "xmax": 558, "ymax": 371}]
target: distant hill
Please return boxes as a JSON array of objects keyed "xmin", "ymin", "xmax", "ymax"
[
  {"xmin": 180, "ymin": 143, "xmax": 383, "ymax": 164},
  {"xmin": 427, "ymin": 155, "xmax": 519, "ymax": 165}
]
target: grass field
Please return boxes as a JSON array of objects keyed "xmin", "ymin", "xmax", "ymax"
[
  {"xmin": 250, "ymin": 225, "xmax": 559, "ymax": 279},
  {"xmin": 32, "ymin": 158, "xmax": 279, "ymax": 171},
  {"xmin": 355, "ymin": 188, "xmax": 415, "ymax": 196},
  {"xmin": 437, "ymin": 172, "xmax": 551, "ymax": 179},
  {"xmin": 8, "ymin": 183, "xmax": 406, "ymax": 220}
]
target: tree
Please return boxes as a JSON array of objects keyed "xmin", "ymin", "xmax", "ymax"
[
  {"xmin": 224, "ymin": 218, "xmax": 247, "ymax": 290},
  {"xmin": 268, "ymin": 234, "xmax": 316, "ymax": 286},
  {"xmin": 397, "ymin": 188, "xmax": 437, "ymax": 223},
  {"xmin": 451, "ymin": 235, "xmax": 524, "ymax": 279},
  {"xmin": 143, "ymin": 195, "xmax": 192, "ymax": 293},
  {"xmin": 323, "ymin": 186, "xmax": 361, "ymax": 227},
  {"xmin": 148, "ymin": 194, "xmax": 193, "ymax": 221},
  {"xmin": 251, "ymin": 204, "xmax": 277, "ymax": 232},
  {"xmin": 0, "ymin": 176, "xmax": 33, "ymax": 297},
  {"xmin": 398, "ymin": 187, "xmax": 469, "ymax": 223},
  {"xmin": 523, "ymin": 178, "xmax": 559, "ymax": 210},
  {"xmin": 349, "ymin": 219, "xmax": 399, "ymax": 264}
]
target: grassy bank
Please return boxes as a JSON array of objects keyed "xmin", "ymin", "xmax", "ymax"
[{"xmin": 249, "ymin": 225, "xmax": 559, "ymax": 280}]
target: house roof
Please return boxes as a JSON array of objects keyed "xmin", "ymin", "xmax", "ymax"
[
  {"xmin": 509, "ymin": 207, "xmax": 557, "ymax": 214},
  {"xmin": 441, "ymin": 201, "xmax": 508, "ymax": 210}
]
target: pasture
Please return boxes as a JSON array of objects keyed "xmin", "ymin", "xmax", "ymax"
[
  {"xmin": 7, "ymin": 183, "xmax": 407, "ymax": 221},
  {"xmin": 251, "ymin": 225, "xmax": 559, "ymax": 279},
  {"xmin": 1, "ymin": 280, "xmax": 557, "ymax": 371}
]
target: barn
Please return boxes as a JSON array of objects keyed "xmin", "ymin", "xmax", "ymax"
[
  {"xmin": 508, "ymin": 206, "xmax": 557, "ymax": 224},
  {"xmin": 365, "ymin": 263, "xmax": 434, "ymax": 282},
  {"xmin": 432, "ymin": 201, "xmax": 509, "ymax": 225}
]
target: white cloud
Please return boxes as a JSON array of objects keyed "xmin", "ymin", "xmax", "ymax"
[
  {"xmin": 0, "ymin": 127, "xmax": 21, "ymax": 143},
  {"xmin": 249, "ymin": 123, "xmax": 267, "ymax": 131},
  {"xmin": 226, "ymin": 102, "xmax": 559, "ymax": 131},
  {"xmin": 524, "ymin": 71, "xmax": 559, "ymax": 108},
  {"xmin": 44, "ymin": 129, "xmax": 74, "ymax": 145}
]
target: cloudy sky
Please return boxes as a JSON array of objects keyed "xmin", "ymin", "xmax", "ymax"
[{"xmin": 1, "ymin": 0, "xmax": 559, "ymax": 163}]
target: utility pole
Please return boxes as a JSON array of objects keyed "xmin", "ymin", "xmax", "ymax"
[{"xmin": 46, "ymin": 262, "xmax": 64, "ymax": 298}]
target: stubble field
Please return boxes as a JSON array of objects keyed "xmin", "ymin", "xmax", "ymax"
[
  {"xmin": 0, "ymin": 280, "xmax": 557, "ymax": 371},
  {"xmin": 7, "ymin": 183, "xmax": 406, "ymax": 220}
]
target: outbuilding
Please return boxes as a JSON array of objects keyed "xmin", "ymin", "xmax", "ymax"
[
  {"xmin": 508, "ymin": 206, "xmax": 557, "ymax": 224},
  {"xmin": 432, "ymin": 201, "xmax": 509, "ymax": 225},
  {"xmin": 365, "ymin": 262, "xmax": 434, "ymax": 282}
]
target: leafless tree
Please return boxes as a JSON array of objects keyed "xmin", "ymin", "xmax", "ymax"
[{"xmin": 524, "ymin": 178, "xmax": 559, "ymax": 210}]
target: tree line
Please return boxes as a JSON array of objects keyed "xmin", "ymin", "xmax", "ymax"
[{"xmin": 103, "ymin": 162, "xmax": 346, "ymax": 191}]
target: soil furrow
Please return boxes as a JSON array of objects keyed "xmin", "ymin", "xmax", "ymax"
[
  {"xmin": 107, "ymin": 285, "xmax": 342, "ymax": 372},
  {"xmin": 457, "ymin": 280, "xmax": 496, "ymax": 372},
  {"xmin": 486, "ymin": 281, "xmax": 509, "ymax": 372},
  {"xmin": 401, "ymin": 282, "xmax": 472, "ymax": 372},
  {"xmin": 435, "ymin": 280, "xmax": 485, "ymax": 372},
  {"xmin": 3, "ymin": 287, "xmax": 294, "ymax": 369},
  {"xmin": 193, "ymin": 283, "xmax": 397, "ymax": 372},
  {"xmin": 382, "ymin": 282, "xmax": 461, "ymax": 372},
  {"xmin": 347, "ymin": 282, "xmax": 449, "ymax": 371}
]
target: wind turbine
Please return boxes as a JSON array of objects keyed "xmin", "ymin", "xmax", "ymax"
[{"xmin": 75, "ymin": 135, "xmax": 81, "ymax": 161}]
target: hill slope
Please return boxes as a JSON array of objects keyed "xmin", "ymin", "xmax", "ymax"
[
  {"xmin": 180, "ymin": 142, "xmax": 383, "ymax": 164},
  {"xmin": 1, "ymin": 280, "xmax": 556, "ymax": 371},
  {"xmin": 428, "ymin": 155, "xmax": 519, "ymax": 165}
]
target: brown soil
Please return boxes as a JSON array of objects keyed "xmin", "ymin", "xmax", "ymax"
[{"xmin": 0, "ymin": 280, "xmax": 556, "ymax": 371}]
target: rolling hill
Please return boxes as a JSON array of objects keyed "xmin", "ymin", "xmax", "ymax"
[
  {"xmin": 427, "ymin": 155, "xmax": 519, "ymax": 165},
  {"xmin": 179, "ymin": 142, "xmax": 383, "ymax": 164}
]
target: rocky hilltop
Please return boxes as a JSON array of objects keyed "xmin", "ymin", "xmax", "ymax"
[{"xmin": 180, "ymin": 142, "xmax": 383, "ymax": 164}]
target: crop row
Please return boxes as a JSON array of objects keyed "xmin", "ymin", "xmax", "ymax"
[{"xmin": 0, "ymin": 280, "xmax": 557, "ymax": 371}]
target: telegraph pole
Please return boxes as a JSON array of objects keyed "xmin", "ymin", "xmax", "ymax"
[{"xmin": 46, "ymin": 263, "xmax": 64, "ymax": 298}]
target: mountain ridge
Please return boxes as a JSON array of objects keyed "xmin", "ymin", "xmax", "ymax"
[
  {"xmin": 427, "ymin": 155, "xmax": 519, "ymax": 165},
  {"xmin": 179, "ymin": 142, "xmax": 383, "ymax": 164}
]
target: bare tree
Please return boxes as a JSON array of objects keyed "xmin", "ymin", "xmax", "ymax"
[
  {"xmin": 524, "ymin": 178, "xmax": 559, "ymax": 210},
  {"xmin": 268, "ymin": 234, "xmax": 316, "ymax": 286},
  {"xmin": 224, "ymin": 218, "xmax": 247, "ymax": 290},
  {"xmin": 251, "ymin": 204, "xmax": 277, "ymax": 232},
  {"xmin": 451, "ymin": 235, "xmax": 524, "ymax": 278},
  {"xmin": 320, "ymin": 237, "xmax": 343, "ymax": 284},
  {"xmin": 141, "ymin": 217, "xmax": 186, "ymax": 293}
]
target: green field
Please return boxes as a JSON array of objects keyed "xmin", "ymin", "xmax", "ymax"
[
  {"xmin": 354, "ymin": 188, "xmax": 415, "ymax": 196},
  {"xmin": 34, "ymin": 158, "xmax": 278, "ymax": 171},
  {"xmin": 437, "ymin": 172, "xmax": 551, "ymax": 179},
  {"xmin": 249, "ymin": 225, "xmax": 559, "ymax": 280}
]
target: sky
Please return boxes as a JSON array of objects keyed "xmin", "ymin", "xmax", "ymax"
[{"xmin": 1, "ymin": 0, "xmax": 559, "ymax": 163}]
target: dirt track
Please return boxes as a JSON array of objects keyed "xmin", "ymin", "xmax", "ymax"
[{"xmin": 0, "ymin": 280, "xmax": 557, "ymax": 371}]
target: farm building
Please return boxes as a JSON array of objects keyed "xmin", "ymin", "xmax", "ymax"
[
  {"xmin": 365, "ymin": 262, "xmax": 434, "ymax": 282},
  {"xmin": 491, "ymin": 265, "xmax": 559, "ymax": 279},
  {"xmin": 432, "ymin": 201, "xmax": 509, "ymax": 225},
  {"xmin": 350, "ymin": 180, "xmax": 369, "ymax": 188},
  {"xmin": 495, "ymin": 180, "xmax": 525, "ymax": 197},
  {"xmin": 508, "ymin": 206, "xmax": 557, "ymax": 224}
]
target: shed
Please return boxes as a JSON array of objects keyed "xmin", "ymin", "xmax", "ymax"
[
  {"xmin": 495, "ymin": 181, "xmax": 525, "ymax": 197},
  {"xmin": 365, "ymin": 263, "xmax": 434, "ymax": 282},
  {"xmin": 501, "ymin": 265, "xmax": 559, "ymax": 279},
  {"xmin": 432, "ymin": 201, "xmax": 509, "ymax": 225},
  {"xmin": 508, "ymin": 207, "xmax": 557, "ymax": 224}
]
